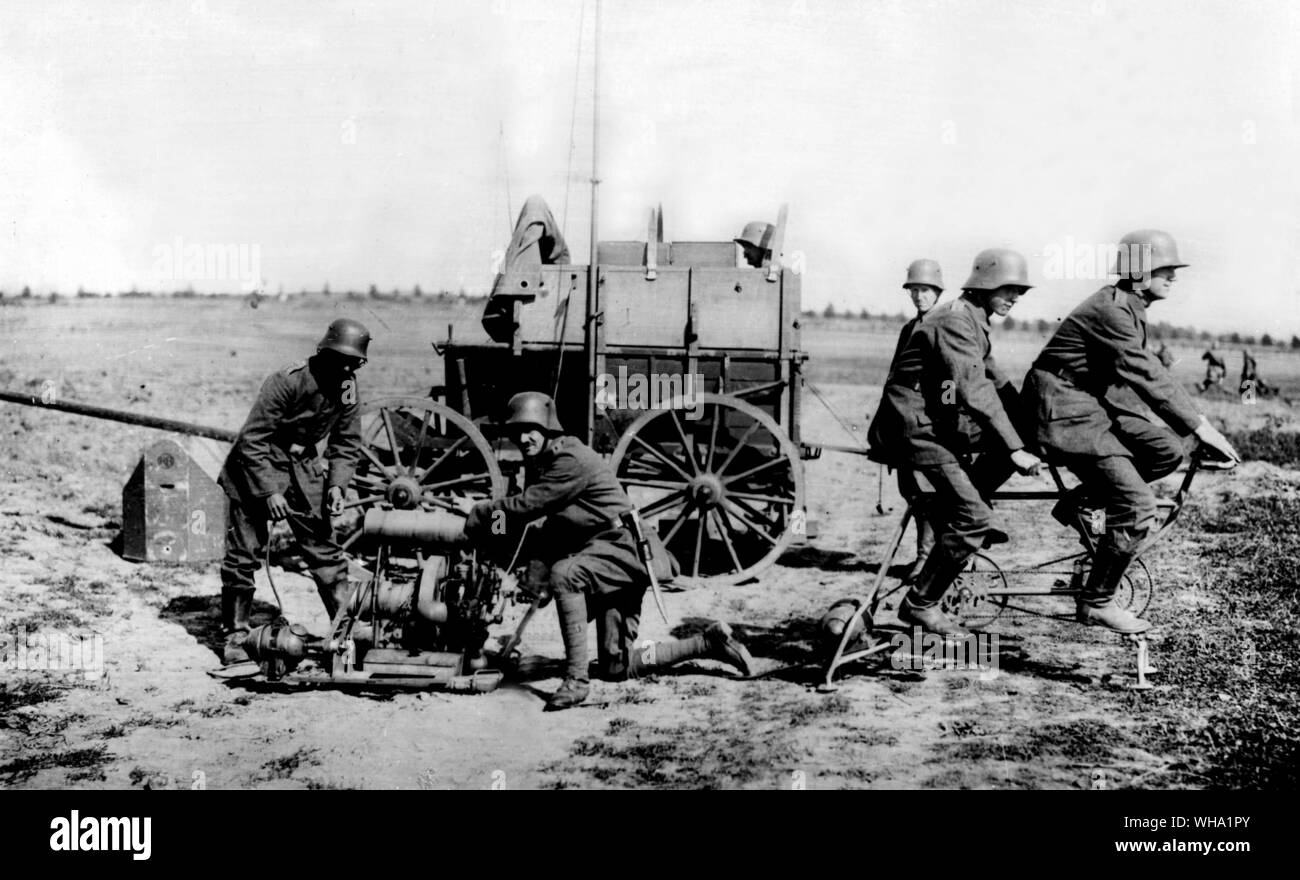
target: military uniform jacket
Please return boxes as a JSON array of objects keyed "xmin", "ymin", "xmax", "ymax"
[
  {"xmin": 1024, "ymin": 286, "xmax": 1202, "ymax": 459},
  {"xmin": 464, "ymin": 435, "xmax": 673, "ymax": 582},
  {"xmin": 868, "ymin": 294, "xmax": 1024, "ymax": 466},
  {"xmin": 218, "ymin": 360, "xmax": 363, "ymax": 512},
  {"xmin": 889, "ymin": 314, "xmax": 923, "ymax": 368}
]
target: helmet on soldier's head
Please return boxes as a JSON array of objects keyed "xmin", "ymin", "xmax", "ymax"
[
  {"xmin": 962, "ymin": 248, "xmax": 1032, "ymax": 292},
  {"xmin": 734, "ymin": 221, "xmax": 775, "ymax": 252},
  {"xmin": 903, "ymin": 259, "xmax": 944, "ymax": 292},
  {"xmin": 1113, "ymin": 229, "xmax": 1188, "ymax": 279},
  {"xmin": 504, "ymin": 391, "xmax": 563, "ymax": 435},
  {"xmin": 317, "ymin": 318, "xmax": 371, "ymax": 360}
]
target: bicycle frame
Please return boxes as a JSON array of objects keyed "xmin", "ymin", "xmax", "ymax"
[{"xmin": 821, "ymin": 453, "xmax": 1213, "ymax": 689}]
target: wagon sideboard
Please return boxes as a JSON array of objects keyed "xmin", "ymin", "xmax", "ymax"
[{"xmin": 443, "ymin": 239, "xmax": 807, "ymax": 454}]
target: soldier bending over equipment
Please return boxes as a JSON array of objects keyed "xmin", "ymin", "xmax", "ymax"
[
  {"xmin": 463, "ymin": 392, "xmax": 754, "ymax": 711},
  {"xmin": 217, "ymin": 319, "xmax": 369, "ymax": 663}
]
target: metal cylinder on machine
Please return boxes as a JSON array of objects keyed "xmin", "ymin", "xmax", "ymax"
[
  {"xmin": 243, "ymin": 622, "xmax": 311, "ymax": 679},
  {"xmin": 362, "ymin": 509, "xmax": 468, "ymax": 545},
  {"xmin": 416, "ymin": 556, "xmax": 450, "ymax": 624},
  {"xmin": 818, "ymin": 599, "xmax": 867, "ymax": 654},
  {"xmin": 347, "ymin": 578, "xmax": 414, "ymax": 618}
]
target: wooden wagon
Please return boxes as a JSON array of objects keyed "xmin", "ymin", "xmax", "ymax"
[{"xmin": 343, "ymin": 204, "xmax": 820, "ymax": 586}]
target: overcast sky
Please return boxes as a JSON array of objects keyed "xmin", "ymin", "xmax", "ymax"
[{"xmin": 2, "ymin": 0, "xmax": 1296, "ymax": 334}]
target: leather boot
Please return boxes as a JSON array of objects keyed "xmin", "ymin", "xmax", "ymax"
[
  {"xmin": 545, "ymin": 591, "xmax": 591, "ymax": 711},
  {"xmin": 1076, "ymin": 544, "xmax": 1150, "ymax": 634},
  {"xmin": 221, "ymin": 587, "xmax": 254, "ymax": 664},
  {"xmin": 903, "ymin": 517, "xmax": 936, "ymax": 584},
  {"xmin": 898, "ymin": 551, "xmax": 972, "ymax": 638},
  {"xmin": 898, "ymin": 596, "xmax": 970, "ymax": 639},
  {"xmin": 704, "ymin": 621, "xmax": 755, "ymax": 677}
]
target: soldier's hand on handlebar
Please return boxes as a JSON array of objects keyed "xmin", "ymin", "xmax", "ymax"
[
  {"xmin": 1193, "ymin": 418, "xmax": 1242, "ymax": 464},
  {"xmin": 266, "ymin": 492, "xmax": 291, "ymax": 522},
  {"xmin": 1010, "ymin": 449, "xmax": 1042, "ymax": 476}
]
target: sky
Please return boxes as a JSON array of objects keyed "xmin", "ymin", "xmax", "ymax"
[{"xmin": 1, "ymin": 0, "xmax": 1297, "ymax": 335}]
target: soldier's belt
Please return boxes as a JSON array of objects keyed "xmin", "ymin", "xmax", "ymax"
[
  {"xmin": 274, "ymin": 441, "xmax": 317, "ymax": 460},
  {"xmin": 1032, "ymin": 357, "xmax": 1092, "ymax": 390}
]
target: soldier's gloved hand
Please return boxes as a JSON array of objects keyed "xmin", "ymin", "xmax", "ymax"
[
  {"xmin": 1010, "ymin": 449, "xmax": 1042, "ymax": 476},
  {"xmin": 325, "ymin": 486, "xmax": 345, "ymax": 517},
  {"xmin": 266, "ymin": 492, "xmax": 292, "ymax": 522},
  {"xmin": 450, "ymin": 495, "xmax": 478, "ymax": 515},
  {"xmin": 1193, "ymin": 418, "xmax": 1242, "ymax": 463}
]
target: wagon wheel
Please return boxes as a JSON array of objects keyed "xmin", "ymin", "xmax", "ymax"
[
  {"xmin": 337, "ymin": 396, "xmax": 507, "ymax": 555},
  {"xmin": 943, "ymin": 553, "xmax": 1008, "ymax": 629},
  {"xmin": 609, "ymin": 392, "xmax": 804, "ymax": 586}
]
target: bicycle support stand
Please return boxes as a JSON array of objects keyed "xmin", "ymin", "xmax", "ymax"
[
  {"xmin": 817, "ymin": 505, "xmax": 913, "ymax": 693},
  {"xmin": 1126, "ymin": 633, "xmax": 1158, "ymax": 690}
]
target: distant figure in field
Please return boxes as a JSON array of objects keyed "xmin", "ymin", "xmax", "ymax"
[
  {"xmin": 1239, "ymin": 349, "xmax": 1277, "ymax": 398},
  {"xmin": 1198, "ymin": 341, "xmax": 1226, "ymax": 393},
  {"xmin": 1155, "ymin": 341, "xmax": 1175, "ymax": 368}
]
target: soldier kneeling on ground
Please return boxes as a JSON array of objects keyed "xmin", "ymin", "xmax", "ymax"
[
  {"xmin": 461, "ymin": 392, "xmax": 754, "ymax": 712},
  {"xmin": 217, "ymin": 319, "xmax": 369, "ymax": 663}
]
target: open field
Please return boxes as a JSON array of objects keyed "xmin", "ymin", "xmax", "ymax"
[{"xmin": 1, "ymin": 295, "xmax": 1298, "ymax": 789}]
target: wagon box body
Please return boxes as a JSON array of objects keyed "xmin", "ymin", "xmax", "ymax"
[
  {"xmin": 443, "ymin": 252, "xmax": 805, "ymax": 450},
  {"xmin": 422, "ymin": 219, "xmax": 813, "ymax": 585}
]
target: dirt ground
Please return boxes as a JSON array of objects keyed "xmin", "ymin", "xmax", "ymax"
[{"xmin": 2, "ymin": 296, "xmax": 1297, "ymax": 789}]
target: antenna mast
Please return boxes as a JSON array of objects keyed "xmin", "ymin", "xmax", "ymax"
[{"xmin": 583, "ymin": 0, "xmax": 601, "ymax": 443}]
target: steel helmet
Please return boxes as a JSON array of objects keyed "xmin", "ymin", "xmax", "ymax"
[
  {"xmin": 962, "ymin": 248, "xmax": 1032, "ymax": 292},
  {"xmin": 903, "ymin": 259, "xmax": 944, "ymax": 292},
  {"xmin": 504, "ymin": 391, "xmax": 563, "ymax": 434},
  {"xmin": 317, "ymin": 318, "xmax": 371, "ymax": 360},
  {"xmin": 1113, "ymin": 229, "xmax": 1188, "ymax": 279},
  {"xmin": 734, "ymin": 221, "xmax": 775, "ymax": 252}
]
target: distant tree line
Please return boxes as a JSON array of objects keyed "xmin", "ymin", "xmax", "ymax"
[
  {"xmin": 804, "ymin": 305, "xmax": 1300, "ymax": 350},
  {"xmin": 0, "ymin": 285, "xmax": 490, "ymax": 304}
]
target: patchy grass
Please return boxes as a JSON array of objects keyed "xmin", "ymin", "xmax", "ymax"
[
  {"xmin": 933, "ymin": 718, "xmax": 1124, "ymax": 765},
  {"xmin": 0, "ymin": 678, "xmax": 70, "ymax": 714},
  {"xmin": 1134, "ymin": 496, "xmax": 1300, "ymax": 789},
  {"xmin": 6, "ymin": 607, "xmax": 90, "ymax": 631},
  {"xmin": 0, "ymin": 746, "xmax": 108, "ymax": 784},
  {"xmin": 261, "ymin": 747, "xmax": 322, "ymax": 780},
  {"xmin": 544, "ymin": 689, "xmax": 858, "ymax": 789},
  {"xmin": 1224, "ymin": 427, "xmax": 1300, "ymax": 468}
]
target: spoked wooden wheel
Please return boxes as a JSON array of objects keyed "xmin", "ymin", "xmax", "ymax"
[
  {"xmin": 338, "ymin": 397, "xmax": 507, "ymax": 554},
  {"xmin": 609, "ymin": 392, "xmax": 804, "ymax": 586}
]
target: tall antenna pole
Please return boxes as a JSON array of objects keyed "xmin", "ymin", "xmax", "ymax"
[{"xmin": 584, "ymin": 0, "xmax": 601, "ymax": 444}]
